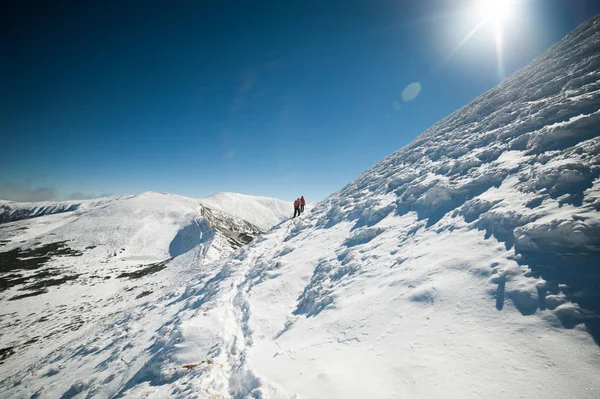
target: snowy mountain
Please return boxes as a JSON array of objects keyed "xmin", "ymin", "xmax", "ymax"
[
  {"xmin": 2, "ymin": 14, "xmax": 600, "ymax": 399},
  {"xmin": 0, "ymin": 191, "xmax": 290, "ymax": 387},
  {"xmin": 0, "ymin": 197, "xmax": 123, "ymax": 224},
  {"xmin": 199, "ymin": 192, "xmax": 293, "ymax": 231}
]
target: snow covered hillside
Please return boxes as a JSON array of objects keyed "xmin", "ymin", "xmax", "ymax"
[
  {"xmin": 2, "ymin": 14, "xmax": 600, "ymax": 399},
  {"xmin": 0, "ymin": 197, "xmax": 122, "ymax": 224},
  {"xmin": 0, "ymin": 191, "xmax": 289, "ymax": 386},
  {"xmin": 200, "ymin": 192, "xmax": 293, "ymax": 231}
]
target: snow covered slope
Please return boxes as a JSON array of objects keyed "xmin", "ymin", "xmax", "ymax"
[
  {"xmin": 0, "ymin": 191, "xmax": 289, "ymax": 386},
  {"xmin": 2, "ymin": 14, "xmax": 600, "ymax": 399},
  {"xmin": 200, "ymin": 192, "xmax": 292, "ymax": 231},
  {"xmin": 0, "ymin": 196, "xmax": 123, "ymax": 224}
]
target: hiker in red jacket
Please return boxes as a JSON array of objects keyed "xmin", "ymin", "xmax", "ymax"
[
  {"xmin": 293, "ymin": 198, "xmax": 301, "ymax": 218},
  {"xmin": 300, "ymin": 196, "xmax": 306, "ymax": 213}
]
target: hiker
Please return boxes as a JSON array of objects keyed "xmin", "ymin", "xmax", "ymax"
[
  {"xmin": 300, "ymin": 196, "xmax": 306, "ymax": 213},
  {"xmin": 293, "ymin": 198, "xmax": 301, "ymax": 218}
]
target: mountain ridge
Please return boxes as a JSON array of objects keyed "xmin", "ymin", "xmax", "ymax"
[{"xmin": 0, "ymin": 191, "xmax": 292, "ymax": 227}]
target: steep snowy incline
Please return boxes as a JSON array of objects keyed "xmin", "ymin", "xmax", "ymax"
[
  {"xmin": 313, "ymin": 13, "xmax": 600, "ymax": 334},
  {"xmin": 200, "ymin": 192, "xmax": 292, "ymax": 231},
  {"xmin": 2, "ymin": 14, "xmax": 600, "ymax": 399}
]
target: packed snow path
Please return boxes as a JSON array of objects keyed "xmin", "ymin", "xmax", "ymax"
[{"xmin": 3, "ymin": 12, "xmax": 600, "ymax": 399}]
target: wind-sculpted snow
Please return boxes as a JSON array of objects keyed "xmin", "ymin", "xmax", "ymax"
[
  {"xmin": 2, "ymin": 14, "xmax": 600, "ymax": 399},
  {"xmin": 311, "ymin": 14, "xmax": 600, "ymax": 342}
]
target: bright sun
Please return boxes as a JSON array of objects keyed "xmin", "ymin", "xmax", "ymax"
[
  {"xmin": 442, "ymin": 0, "xmax": 521, "ymax": 78},
  {"xmin": 477, "ymin": 0, "xmax": 514, "ymax": 26}
]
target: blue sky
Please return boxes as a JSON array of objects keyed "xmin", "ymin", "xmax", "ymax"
[{"xmin": 2, "ymin": 0, "xmax": 599, "ymax": 202}]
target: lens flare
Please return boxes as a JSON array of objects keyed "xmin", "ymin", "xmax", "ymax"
[{"xmin": 402, "ymin": 82, "xmax": 422, "ymax": 102}]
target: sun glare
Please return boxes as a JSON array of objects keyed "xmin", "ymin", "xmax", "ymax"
[
  {"xmin": 474, "ymin": 0, "xmax": 515, "ymax": 77},
  {"xmin": 478, "ymin": 0, "xmax": 513, "ymax": 25},
  {"xmin": 439, "ymin": 0, "xmax": 521, "ymax": 78}
]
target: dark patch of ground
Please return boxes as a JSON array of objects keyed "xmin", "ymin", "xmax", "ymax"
[
  {"xmin": 224, "ymin": 232, "xmax": 255, "ymax": 249},
  {"xmin": 200, "ymin": 206, "xmax": 262, "ymax": 250},
  {"xmin": 135, "ymin": 290, "xmax": 153, "ymax": 299},
  {"xmin": 0, "ymin": 274, "xmax": 30, "ymax": 292},
  {"xmin": 9, "ymin": 290, "xmax": 48, "ymax": 301},
  {"xmin": 23, "ymin": 337, "xmax": 38, "ymax": 345},
  {"xmin": 117, "ymin": 259, "xmax": 170, "ymax": 279},
  {"xmin": 21, "ymin": 274, "xmax": 80, "ymax": 291},
  {"xmin": 238, "ymin": 232, "xmax": 255, "ymax": 245},
  {"xmin": 0, "ymin": 242, "xmax": 83, "ymax": 295},
  {"xmin": 0, "ymin": 241, "xmax": 83, "ymax": 274},
  {"xmin": 1, "ymin": 268, "xmax": 70, "ymax": 291},
  {"xmin": 0, "ymin": 346, "xmax": 15, "ymax": 364},
  {"xmin": 60, "ymin": 318, "xmax": 85, "ymax": 333}
]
